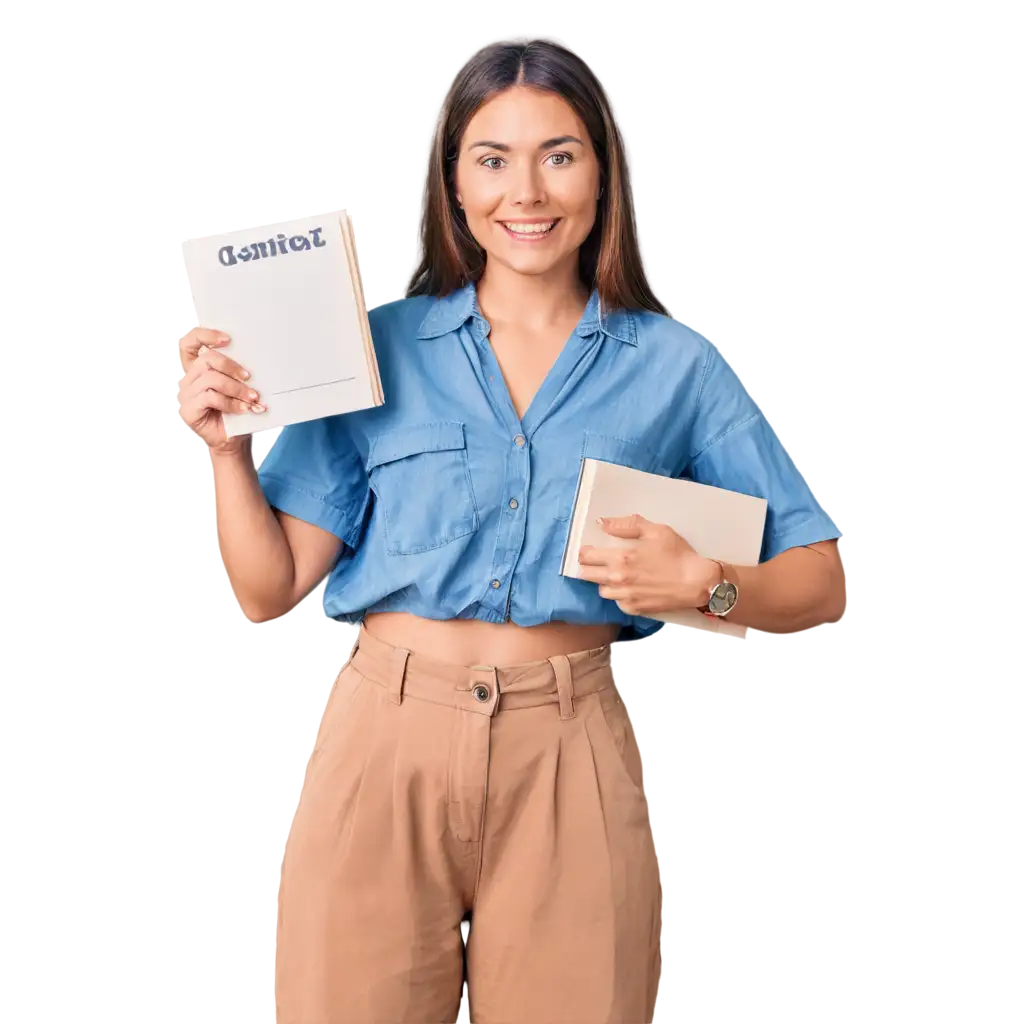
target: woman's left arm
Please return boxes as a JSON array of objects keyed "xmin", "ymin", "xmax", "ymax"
[
  {"xmin": 713, "ymin": 539, "xmax": 845, "ymax": 633},
  {"xmin": 578, "ymin": 518, "xmax": 844, "ymax": 635},
  {"xmin": 578, "ymin": 337, "xmax": 846, "ymax": 633}
]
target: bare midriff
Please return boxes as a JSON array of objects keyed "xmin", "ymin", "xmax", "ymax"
[{"xmin": 361, "ymin": 610, "xmax": 621, "ymax": 667}]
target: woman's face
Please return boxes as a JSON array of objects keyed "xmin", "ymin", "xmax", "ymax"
[{"xmin": 453, "ymin": 86, "xmax": 601, "ymax": 279}]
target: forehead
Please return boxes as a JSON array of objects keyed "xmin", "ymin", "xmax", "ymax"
[{"xmin": 461, "ymin": 87, "xmax": 588, "ymax": 147}]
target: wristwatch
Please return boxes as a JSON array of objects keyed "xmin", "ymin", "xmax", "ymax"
[{"xmin": 698, "ymin": 559, "xmax": 738, "ymax": 617}]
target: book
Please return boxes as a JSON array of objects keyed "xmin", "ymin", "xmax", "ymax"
[
  {"xmin": 559, "ymin": 458, "xmax": 768, "ymax": 638},
  {"xmin": 181, "ymin": 208, "xmax": 383, "ymax": 437}
]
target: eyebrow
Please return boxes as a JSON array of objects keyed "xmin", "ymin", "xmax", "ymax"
[{"xmin": 467, "ymin": 135, "xmax": 584, "ymax": 152}]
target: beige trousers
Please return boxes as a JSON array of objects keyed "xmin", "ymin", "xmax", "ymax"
[{"xmin": 276, "ymin": 621, "xmax": 662, "ymax": 1023}]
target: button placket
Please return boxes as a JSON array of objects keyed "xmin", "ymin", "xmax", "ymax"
[{"xmin": 483, "ymin": 432, "xmax": 530, "ymax": 621}]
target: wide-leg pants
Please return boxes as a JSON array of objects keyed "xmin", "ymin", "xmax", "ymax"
[{"xmin": 275, "ymin": 621, "xmax": 662, "ymax": 1023}]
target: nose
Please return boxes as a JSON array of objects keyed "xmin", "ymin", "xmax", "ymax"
[{"xmin": 508, "ymin": 160, "xmax": 546, "ymax": 206}]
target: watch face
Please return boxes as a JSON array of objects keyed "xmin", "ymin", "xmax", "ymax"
[{"xmin": 708, "ymin": 581, "xmax": 738, "ymax": 614}]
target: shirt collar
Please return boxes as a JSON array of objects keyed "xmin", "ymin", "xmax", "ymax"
[{"xmin": 415, "ymin": 279, "xmax": 637, "ymax": 346}]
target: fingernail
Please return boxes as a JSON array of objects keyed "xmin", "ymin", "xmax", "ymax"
[
  {"xmin": 251, "ymin": 403, "xmax": 265, "ymax": 412},
  {"xmin": 217, "ymin": 333, "xmax": 230, "ymax": 342},
  {"xmin": 595, "ymin": 517, "xmax": 604, "ymax": 525},
  {"xmin": 240, "ymin": 369, "xmax": 250, "ymax": 379}
]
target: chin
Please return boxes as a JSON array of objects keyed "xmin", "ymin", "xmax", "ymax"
[
  {"xmin": 501, "ymin": 254, "xmax": 566, "ymax": 276},
  {"xmin": 493, "ymin": 244, "xmax": 577, "ymax": 278}
]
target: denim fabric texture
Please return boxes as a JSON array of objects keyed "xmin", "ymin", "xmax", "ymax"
[{"xmin": 256, "ymin": 280, "xmax": 842, "ymax": 642}]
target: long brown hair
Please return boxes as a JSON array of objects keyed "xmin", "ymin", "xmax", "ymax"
[{"xmin": 406, "ymin": 38, "xmax": 669, "ymax": 318}]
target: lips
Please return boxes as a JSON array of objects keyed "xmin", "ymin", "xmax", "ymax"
[{"xmin": 499, "ymin": 219, "xmax": 561, "ymax": 240}]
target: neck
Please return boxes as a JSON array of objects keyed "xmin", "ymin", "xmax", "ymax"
[{"xmin": 475, "ymin": 259, "xmax": 590, "ymax": 330}]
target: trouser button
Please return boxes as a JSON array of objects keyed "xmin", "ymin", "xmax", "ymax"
[{"xmin": 473, "ymin": 684, "xmax": 490, "ymax": 702}]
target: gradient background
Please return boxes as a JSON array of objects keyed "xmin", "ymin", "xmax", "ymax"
[{"xmin": 0, "ymin": 9, "xmax": 1019, "ymax": 1024}]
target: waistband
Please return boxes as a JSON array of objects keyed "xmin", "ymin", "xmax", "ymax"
[{"xmin": 348, "ymin": 621, "xmax": 615, "ymax": 719}]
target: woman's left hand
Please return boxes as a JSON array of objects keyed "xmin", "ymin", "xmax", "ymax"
[{"xmin": 576, "ymin": 513, "xmax": 721, "ymax": 618}]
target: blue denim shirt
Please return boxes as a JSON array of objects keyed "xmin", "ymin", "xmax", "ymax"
[{"xmin": 256, "ymin": 280, "xmax": 841, "ymax": 642}]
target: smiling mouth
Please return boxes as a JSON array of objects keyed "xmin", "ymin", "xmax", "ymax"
[{"xmin": 499, "ymin": 219, "xmax": 562, "ymax": 240}]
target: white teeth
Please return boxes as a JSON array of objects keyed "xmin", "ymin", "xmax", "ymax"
[{"xmin": 503, "ymin": 221, "xmax": 556, "ymax": 234}]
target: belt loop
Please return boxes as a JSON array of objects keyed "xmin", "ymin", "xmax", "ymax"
[
  {"xmin": 550, "ymin": 654, "xmax": 575, "ymax": 720},
  {"xmin": 389, "ymin": 647, "xmax": 410, "ymax": 705}
]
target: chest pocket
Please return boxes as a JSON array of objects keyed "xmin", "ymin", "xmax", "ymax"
[
  {"xmin": 366, "ymin": 420, "xmax": 480, "ymax": 555},
  {"xmin": 554, "ymin": 429, "xmax": 670, "ymax": 522}
]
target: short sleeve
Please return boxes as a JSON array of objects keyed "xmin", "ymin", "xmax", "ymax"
[
  {"xmin": 688, "ymin": 342, "xmax": 842, "ymax": 562},
  {"xmin": 256, "ymin": 414, "xmax": 372, "ymax": 550}
]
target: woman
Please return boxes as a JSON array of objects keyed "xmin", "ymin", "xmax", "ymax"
[{"xmin": 177, "ymin": 38, "xmax": 844, "ymax": 1024}]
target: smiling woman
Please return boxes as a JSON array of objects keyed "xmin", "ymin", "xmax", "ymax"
[
  {"xmin": 405, "ymin": 48, "xmax": 665, "ymax": 317},
  {"xmin": 455, "ymin": 90, "xmax": 604, "ymax": 285},
  {"xmin": 218, "ymin": 35, "xmax": 846, "ymax": 1024}
]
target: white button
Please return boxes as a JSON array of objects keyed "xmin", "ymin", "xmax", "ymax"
[{"xmin": 513, "ymin": 434, "xmax": 526, "ymax": 447}]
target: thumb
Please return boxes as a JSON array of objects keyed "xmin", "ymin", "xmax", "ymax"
[{"xmin": 593, "ymin": 516, "xmax": 647, "ymax": 540}]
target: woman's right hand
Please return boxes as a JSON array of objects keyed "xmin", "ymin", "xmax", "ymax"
[{"xmin": 177, "ymin": 327, "xmax": 266, "ymax": 455}]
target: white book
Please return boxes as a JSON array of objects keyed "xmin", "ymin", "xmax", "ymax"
[
  {"xmin": 559, "ymin": 459, "xmax": 768, "ymax": 638},
  {"xmin": 181, "ymin": 208, "xmax": 383, "ymax": 437}
]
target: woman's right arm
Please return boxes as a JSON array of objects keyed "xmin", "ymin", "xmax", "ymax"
[
  {"xmin": 209, "ymin": 440, "xmax": 344, "ymax": 622},
  {"xmin": 179, "ymin": 327, "xmax": 344, "ymax": 622}
]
